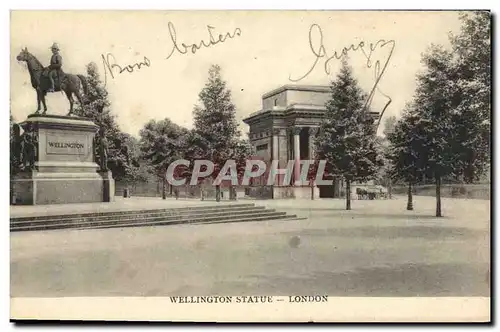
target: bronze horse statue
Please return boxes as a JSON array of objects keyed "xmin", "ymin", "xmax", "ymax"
[{"xmin": 16, "ymin": 47, "xmax": 88, "ymax": 116}]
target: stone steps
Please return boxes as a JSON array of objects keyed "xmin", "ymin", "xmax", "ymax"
[
  {"xmin": 10, "ymin": 203, "xmax": 300, "ymax": 232},
  {"xmin": 10, "ymin": 206, "xmax": 267, "ymax": 226},
  {"xmin": 11, "ymin": 203, "xmax": 256, "ymax": 222},
  {"xmin": 76, "ymin": 213, "xmax": 299, "ymax": 231},
  {"xmin": 12, "ymin": 209, "xmax": 283, "ymax": 231}
]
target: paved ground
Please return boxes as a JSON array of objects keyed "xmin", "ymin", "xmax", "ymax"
[{"xmin": 10, "ymin": 196, "xmax": 490, "ymax": 297}]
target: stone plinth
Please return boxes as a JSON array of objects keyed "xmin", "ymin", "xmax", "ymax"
[
  {"xmin": 11, "ymin": 114, "xmax": 115, "ymax": 205},
  {"xmin": 100, "ymin": 171, "xmax": 115, "ymax": 203}
]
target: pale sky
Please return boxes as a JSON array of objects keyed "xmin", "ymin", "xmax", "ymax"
[{"xmin": 10, "ymin": 11, "xmax": 462, "ymax": 137}]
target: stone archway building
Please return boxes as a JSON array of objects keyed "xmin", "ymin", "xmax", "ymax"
[{"xmin": 243, "ymin": 84, "xmax": 379, "ymax": 199}]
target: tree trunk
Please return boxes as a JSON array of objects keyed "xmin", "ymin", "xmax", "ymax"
[
  {"xmin": 169, "ymin": 183, "xmax": 173, "ymax": 196},
  {"xmin": 388, "ymin": 178, "xmax": 392, "ymax": 199},
  {"xmin": 436, "ymin": 175, "xmax": 442, "ymax": 217},
  {"xmin": 10, "ymin": 184, "xmax": 14, "ymax": 205},
  {"xmin": 311, "ymin": 181, "xmax": 315, "ymax": 200},
  {"xmin": 229, "ymin": 185, "xmax": 235, "ymax": 200},
  {"xmin": 162, "ymin": 179, "xmax": 166, "ymax": 200},
  {"xmin": 346, "ymin": 179, "xmax": 351, "ymax": 210},
  {"xmin": 407, "ymin": 182, "xmax": 413, "ymax": 210},
  {"xmin": 216, "ymin": 185, "xmax": 221, "ymax": 202}
]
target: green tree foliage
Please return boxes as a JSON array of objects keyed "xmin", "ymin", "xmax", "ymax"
[
  {"xmin": 232, "ymin": 138, "xmax": 255, "ymax": 182},
  {"xmin": 315, "ymin": 58, "xmax": 381, "ymax": 210},
  {"xmin": 73, "ymin": 62, "xmax": 139, "ymax": 181},
  {"xmin": 138, "ymin": 118, "xmax": 190, "ymax": 197},
  {"xmin": 448, "ymin": 11, "xmax": 491, "ymax": 183},
  {"xmin": 139, "ymin": 118, "xmax": 189, "ymax": 178},
  {"xmin": 74, "ymin": 62, "xmax": 120, "ymax": 138},
  {"xmin": 10, "ymin": 114, "xmax": 19, "ymax": 176},
  {"xmin": 388, "ymin": 11, "xmax": 491, "ymax": 217},
  {"xmin": 387, "ymin": 104, "xmax": 428, "ymax": 210},
  {"xmin": 192, "ymin": 64, "xmax": 249, "ymax": 200},
  {"xmin": 179, "ymin": 129, "xmax": 208, "ymax": 185},
  {"xmin": 118, "ymin": 134, "xmax": 150, "ymax": 184},
  {"xmin": 409, "ymin": 45, "xmax": 458, "ymax": 217},
  {"xmin": 193, "ymin": 64, "xmax": 241, "ymax": 158},
  {"xmin": 10, "ymin": 113, "xmax": 14, "ymax": 141}
]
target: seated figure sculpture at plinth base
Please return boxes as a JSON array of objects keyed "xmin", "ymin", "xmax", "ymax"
[{"xmin": 10, "ymin": 114, "xmax": 114, "ymax": 205}]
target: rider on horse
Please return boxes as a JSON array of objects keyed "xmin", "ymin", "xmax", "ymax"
[{"xmin": 47, "ymin": 42, "xmax": 62, "ymax": 92}]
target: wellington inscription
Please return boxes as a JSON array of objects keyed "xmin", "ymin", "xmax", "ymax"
[
  {"xmin": 48, "ymin": 142, "xmax": 85, "ymax": 149},
  {"xmin": 46, "ymin": 140, "xmax": 86, "ymax": 155}
]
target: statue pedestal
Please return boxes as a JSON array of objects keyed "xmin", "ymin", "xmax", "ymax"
[{"xmin": 10, "ymin": 114, "xmax": 115, "ymax": 205}]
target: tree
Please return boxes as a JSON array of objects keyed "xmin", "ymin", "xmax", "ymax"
[
  {"xmin": 10, "ymin": 114, "xmax": 18, "ymax": 204},
  {"xmin": 10, "ymin": 113, "xmax": 15, "ymax": 142},
  {"xmin": 10, "ymin": 114, "xmax": 17, "ymax": 174},
  {"xmin": 178, "ymin": 129, "xmax": 210, "ymax": 199},
  {"xmin": 315, "ymin": 58, "xmax": 382, "ymax": 210},
  {"xmin": 448, "ymin": 11, "xmax": 491, "ymax": 183},
  {"xmin": 118, "ymin": 134, "xmax": 149, "ymax": 184},
  {"xmin": 139, "ymin": 118, "xmax": 189, "ymax": 197},
  {"xmin": 397, "ymin": 11, "xmax": 491, "ymax": 217},
  {"xmin": 10, "ymin": 113, "xmax": 25, "ymax": 177},
  {"xmin": 73, "ymin": 62, "xmax": 138, "ymax": 182},
  {"xmin": 412, "ymin": 45, "xmax": 459, "ymax": 217},
  {"xmin": 232, "ymin": 138, "xmax": 255, "ymax": 197},
  {"xmin": 139, "ymin": 118, "xmax": 188, "ymax": 176},
  {"xmin": 74, "ymin": 62, "xmax": 120, "ymax": 139},
  {"xmin": 387, "ymin": 104, "xmax": 427, "ymax": 210},
  {"xmin": 192, "ymin": 64, "xmax": 247, "ymax": 201}
]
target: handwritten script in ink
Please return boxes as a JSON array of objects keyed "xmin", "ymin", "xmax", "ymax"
[
  {"xmin": 101, "ymin": 53, "xmax": 151, "ymax": 87},
  {"xmin": 101, "ymin": 21, "xmax": 241, "ymax": 87},
  {"xmin": 165, "ymin": 21, "xmax": 242, "ymax": 60},
  {"xmin": 289, "ymin": 23, "xmax": 396, "ymax": 129}
]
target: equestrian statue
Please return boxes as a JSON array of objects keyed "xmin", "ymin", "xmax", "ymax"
[{"xmin": 16, "ymin": 43, "xmax": 88, "ymax": 116}]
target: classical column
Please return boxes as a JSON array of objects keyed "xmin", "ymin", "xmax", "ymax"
[
  {"xmin": 307, "ymin": 127, "xmax": 319, "ymax": 198},
  {"xmin": 308, "ymin": 127, "xmax": 319, "ymax": 160},
  {"xmin": 272, "ymin": 128, "xmax": 281, "ymax": 186},
  {"xmin": 272, "ymin": 128, "xmax": 280, "ymax": 162},
  {"xmin": 292, "ymin": 127, "xmax": 302, "ymax": 186}
]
